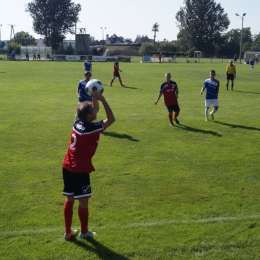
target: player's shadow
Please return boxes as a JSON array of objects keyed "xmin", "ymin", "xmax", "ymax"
[
  {"xmin": 212, "ymin": 121, "xmax": 260, "ymax": 131},
  {"xmin": 122, "ymin": 85, "xmax": 138, "ymax": 90},
  {"xmin": 101, "ymin": 131, "xmax": 139, "ymax": 142},
  {"xmin": 103, "ymin": 83, "xmax": 138, "ymax": 90},
  {"xmin": 69, "ymin": 238, "xmax": 130, "ymax": 260},
  {"xmin": 234, "ymin": 90, "xmax": 260, "ymax": 95},
  {"xmin": 177, "ymin": 124, "xmax": 222, "ymax": 137}
]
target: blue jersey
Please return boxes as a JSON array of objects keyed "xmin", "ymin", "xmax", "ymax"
[
  {"xmin": 203, "ymin": 78, "xmax": 219, "ymax": 99},
  {"xmin": 249, "ymin": 59, "xmax": 255, "ymax": 66},
  {"xmin": 84, "ymin": 60, "xmax": 92, "ymax": 71},
  {"xmin": 77, "ymin": 80, "xmax": 92, "ymax": 102}
]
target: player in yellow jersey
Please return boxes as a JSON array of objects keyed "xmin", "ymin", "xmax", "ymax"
[{"xmin": 226, "ymin": 60, "xmax": 236, "ymax": 91}]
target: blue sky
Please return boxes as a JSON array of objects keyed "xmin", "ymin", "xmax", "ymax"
[{"xmin": 0, "ymin": 0, "xmax": 259, "ymax": 42}]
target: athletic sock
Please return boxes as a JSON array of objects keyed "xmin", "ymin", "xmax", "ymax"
[
  {"xmin": 205, "ymin": 108, "xmax": 209, "ymax": 118},
  {"xmin": 64, "ymin": 200, "xmax": 74, "ymax": 234},
  {"xmin": 78, "ymin": 207, "xmax": 89, "ymax": 234},
  {"xmin": 174, "ymin": 112, "xmax": 179, "ymax": 120},
  {"xmin": 168, "ymin": 113, "xmax": 173, "ymax": 124}
]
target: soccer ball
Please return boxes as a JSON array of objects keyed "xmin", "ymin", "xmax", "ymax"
[{"xmin": 85, "ymin": 79, "xmax": 104, "ymax": 95}]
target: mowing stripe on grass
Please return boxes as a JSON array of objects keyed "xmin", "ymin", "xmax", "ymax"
[{"xmin": 2, "ymin": 214, "xmax": 260, "ymax": 235}]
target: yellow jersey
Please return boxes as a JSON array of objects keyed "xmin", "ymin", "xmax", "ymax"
[{"xmin": 226, "ymin": 65, "xmax": 236, "ymax": 75}]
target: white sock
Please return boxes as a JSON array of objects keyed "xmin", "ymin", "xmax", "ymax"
[
  {"xmin": 211, "ymin": 108, "xmax": 216, "ymax": 115},
  {"xmin": 205, "ymin": 108, "xmax": 209, "ymax": 118}
]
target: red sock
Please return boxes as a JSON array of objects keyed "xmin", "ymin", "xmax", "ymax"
[
  {"xmin": 78, "ymin": 207, "xmax": 89, "ymax": 234},
  {"xmin": 168, "ymin": 113, "xmax": 173, "ymax": 123},
  {"xmin": 174, "ymin": 112, "xmax": 179, "ymax": 120},
  {"xmin": 64, "ymin": 200, "xmax": 74, "ymax": 234}
]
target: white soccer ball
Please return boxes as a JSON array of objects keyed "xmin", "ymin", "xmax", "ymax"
[{"xmin": 85, "ymin": 79, "xmax": 104, "ymax": 95}]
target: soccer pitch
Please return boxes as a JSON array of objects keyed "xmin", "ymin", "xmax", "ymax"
[{"xmin": 0, "ymin": 60, "xmax": 260, "ymax": 259}]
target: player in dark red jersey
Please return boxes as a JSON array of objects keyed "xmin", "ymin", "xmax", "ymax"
[
  {"xmin": 110, "ymin": 58, "xmax": 125, "ymax": 87},
  {"xmin": 154, "ymin": 72, "xmax": 180, "ymax": 126},
  {"xmin": 62, "ymin": 91, "xmax": 115, "ymax": 240},
  {"xmin": 158, "ymin": 52, "xmax": 162, "ymax": 63}
]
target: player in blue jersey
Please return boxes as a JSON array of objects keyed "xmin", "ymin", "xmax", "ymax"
[
  {"xmin": 249, "ymin": 57, "xmax": 255, "ymax": 72},
  {"xmin": 200, "ymin": 70, "xmax": 219, "ymax": 121},
  {"xmin": 76, "ymin": 71, "xmax": 93, "ymax": 120},
  {"xmin": 83, "ymin": 57, "xmax": 92, "ymax": 72}
]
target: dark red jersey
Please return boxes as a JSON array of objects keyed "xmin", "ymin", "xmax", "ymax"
[
  {"xmin": 160, "ymin": 80, "xmax": 179, "ymax": 106},
  {"xmin": 62, "ymin": 120, "xmax": 105, "ymax": 173},
  {"xmin": 113, "ymin": 61, "xmax": 119, "ymax": 73}
]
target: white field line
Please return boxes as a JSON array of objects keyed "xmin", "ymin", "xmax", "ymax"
[{"xmin": 2, "ymin": 214, "xmax": 260, "ymax": 235}]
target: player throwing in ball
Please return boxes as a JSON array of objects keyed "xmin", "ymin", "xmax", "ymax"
[
  {"xmin": 200, "ymin": 70, "xmax": 219, "ymax": 121},
  {"xmin": 110, "ymin": 58, "xmax": 125, "ymax": 87},
  {"xmin": 154, "ymin": 72, "xmax": 180, "ymax": 126},
  {"xmin": 62, "ymin": 91, "xmax": 115, "ymax": 240}
]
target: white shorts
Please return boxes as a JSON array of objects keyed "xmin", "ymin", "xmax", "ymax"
[{"xmin": 205, "ymin": 99, "xmax": 218, "ymax": 107}]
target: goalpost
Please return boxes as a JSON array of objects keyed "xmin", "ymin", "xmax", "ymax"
[{"xmin": 194, "ymin": 51, "xmax": 203, "ymax": 62}]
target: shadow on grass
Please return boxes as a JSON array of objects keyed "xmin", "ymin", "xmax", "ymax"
[
  {"xmin": 212, "ymin": 121, "xmax": 260, "ymax": 131},
  {"xmin": 70, "ymin": 237, "xmax": 130, "ymax": 260},
  {"xmin": 234, "ymin": 90, "xmax": 260, "ymax": 95},
  {"xmin": 177, "ymin": 123, "xmax": 222, "ymax": 137},
  {"xmin": 103, "ymin": 83, "xmax": 138, "ymax": 90},
  {"xmin": 101, "ymin": 131, "xmax": 139, "ymax": 142}
]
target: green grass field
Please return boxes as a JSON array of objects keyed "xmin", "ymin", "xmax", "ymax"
[{"xmin": 0, "ymin": 59, "xmax": 260, "ymax": 260}]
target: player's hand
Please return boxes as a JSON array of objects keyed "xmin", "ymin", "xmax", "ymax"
[{"xmin": 91, "ymin": 91, "xmax": 105, "ymax": 101}]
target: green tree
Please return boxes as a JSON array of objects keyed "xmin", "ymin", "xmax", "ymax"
[
  {"xmin": 8, "ymin": 42, "xmax": 21, "ymax": 54},
  {"xmin": 152, "ymin": 23, "xmax": 159, "ymax": 46},
  {"xmin": 12, "ymin": 31, "xmax": 36, "ymax": 46},
  {"xmin": 176, "ymin": 0, "xmax": 230, "ymax": 55},
  {"xmin": 139, "ymin": 42, "xmax": 155, "ymax": 54},
  {"xmin": 25, "ymin": 0, "xmax": 81, "ymax": 50},
  {"xmin": 251, "ymin": 33, "xmax": 260, "ymax": 51},
  {"xmin": 135, "ymin": 35, "xmax": 152, "ymax": 43}
]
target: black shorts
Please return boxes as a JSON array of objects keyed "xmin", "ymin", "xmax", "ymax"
[
  {"xmin": 62, "ymin": 168, "xmax": 92, "ymax": 199},
  {"xmin": 113, "ymin": 72, "xmax": 120, "ymax": 78},
  {"xmin": 166, "ymin": 104, "xmax": 180, "ymax": 113},
  {"xmin": 227, "ymin": 74, "xmax": 234, "ymax": 80}
]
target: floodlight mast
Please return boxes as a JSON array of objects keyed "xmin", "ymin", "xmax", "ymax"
[{"xmin": 236, "ymin": 13, "xmax": 246, "ymax": 64}]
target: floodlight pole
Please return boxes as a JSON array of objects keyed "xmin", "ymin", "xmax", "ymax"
[
  {"xmin": 236, "ymin": 13, "xmax": 246, "ymax": 64},
  {"xmin": 100, "ymin": 27, "xmax": 106, "ymax": 48}
]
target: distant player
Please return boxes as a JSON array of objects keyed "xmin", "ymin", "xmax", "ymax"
[
  {"xmin": 154, "ymin": 72, "xmax": 180, "ymax": 126},
  {"xmin": 226, "ymin": 60, "xmax": 236, "ymax": 91},
  {"xmin": 200, "ymin": 70, "xmax": 219, "ymax": 121},
  {"xmin": 76, "ymin": 71, "xmax": 93, "ymax": 120},
  {"xmin": 37, "ymin": 53, "xmax": 41, "ymax": 60},
  {"xmin": 158, "ymin": 52, "xmax": 162, "ymax": 63},
  {"xmin": 110, "ymin": 58, "xmax": 125, "ymax": 87},
  {"xmin": 83, "ymin": 57, "xmax": 92, "ymax": 72},
  {"xmin": 25, "ymin": 50, "xmax": 29, "ymax": 61},
  {"xmin": 234, "ymin": 54, "xmax": 237, "ymax": 63},
  {"xmin": 249, "ymin": 57, "xmax": 255, "ymax": 72}
]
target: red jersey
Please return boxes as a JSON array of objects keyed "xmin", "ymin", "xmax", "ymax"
[
  {"xmin": 113, "ymin": 61, "xmax": 119, "ymax": 73},
  {"xmin": 62, "ymin": 120, "xmax": 105, "ymax": 173},
  {"xmin": 160, "ymin": 80, "xmax": 179, "ymax": 106}
]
